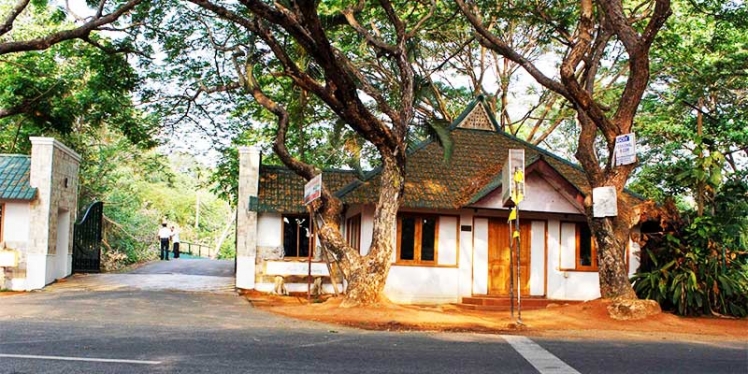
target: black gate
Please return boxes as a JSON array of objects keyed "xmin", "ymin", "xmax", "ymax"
[{"xmin": 72, "ymin": 201, "xmax": 104, "ymax": 273}]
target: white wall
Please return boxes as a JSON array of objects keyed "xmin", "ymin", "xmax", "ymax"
[
  {"xmin": 470, "ymin": 173, "xmax": 581, "ymax": 214},
  {"xmin": 257, "ymin": 213, "xmax": 283, "ymax": 248},
  {"xmin": 52, "ymin": 209, "xmax": 71, "ymax": 282},
  {"xmin": 458, "ymin": 211, "xmax": 474, "ymax": 297},
  {"xmin": 546, "ymin": 219, "xmax": 601, "ymax": 300},
  {"xmin": 437, "ymin": 216, "xmax": 458, "ymax": 265},
  {"xmin": 530, "ymin": 220, "xmax": 546, "ymax": 296},
  {"xmin": 559, "ymin": 222, "xmax": 577, "ymax": 269},
  {"xmin": 360, "ymin": 205, "xmax": 375, "ymax": 256},
  {"xmin": 3, "ymin": 202, "xmax": 30, "ymax": 244},
  {"xmin": 384, "ymin": 266, "xmax": 461, "ymax": 303}
]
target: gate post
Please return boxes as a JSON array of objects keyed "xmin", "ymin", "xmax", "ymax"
[{"xmin": 236, "ymin": 146, "xmax": 259, "ymax": 289}]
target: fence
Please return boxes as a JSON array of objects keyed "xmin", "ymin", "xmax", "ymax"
[{"xmin": 180, "ymin": 242, "xmax": 212, "ymax": 258}]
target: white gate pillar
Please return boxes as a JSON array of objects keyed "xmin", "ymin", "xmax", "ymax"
[{"xmin": 236, "ymin": 146, "xmax": 260, "ymax": 289}]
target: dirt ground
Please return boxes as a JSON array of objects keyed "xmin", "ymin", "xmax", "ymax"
[{"xmin": 243, "ymin": 291, "xmax": 748, "ymax": 343}]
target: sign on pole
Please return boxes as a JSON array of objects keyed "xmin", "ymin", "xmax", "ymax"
[
  {"xmin": 303, "ymin": 174, "xmax": 322, "ymax": 205},
  {"xmin": 614, "ymin": 133, "xmax": 636, "ymax": 166},
  {"xmin": 501, "ymin": 149, "xmax": 525, "ymax": 207}
]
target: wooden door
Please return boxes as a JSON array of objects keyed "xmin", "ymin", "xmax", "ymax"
[{"xmin": 488, "ymin": 218, "xmax": 531, "ymax": 296}]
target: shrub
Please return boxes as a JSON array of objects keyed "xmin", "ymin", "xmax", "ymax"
[{"xmin": 632, "ymin": 216, "xmax": 748, "ymax": 317}]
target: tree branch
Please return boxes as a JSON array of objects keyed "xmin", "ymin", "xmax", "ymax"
[
  {"xmin": 455, "ymin": 0, "xmax": 571, "ymax": 100},
  {"xmin": 0, "ymin": 0, "xmax": 144, "ymax": 55},
  {"xmin": 0, "ymin": 0, "xmax": 30, "ymax": 37}
]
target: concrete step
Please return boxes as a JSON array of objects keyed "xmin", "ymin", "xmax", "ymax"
[{"xmin": 457, "ymin": 296, "xmax": 579, "ymax": 311}]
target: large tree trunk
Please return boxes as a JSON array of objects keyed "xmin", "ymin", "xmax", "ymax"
[
  {"xmin": 590, "ymin": 215, "xmax": 637, "ymax": 300},
  {"xmin": 313, "ymin": 152, "xmax": 404, "ymax": 307},
  {"xmin": 342, "ymin": 153, "xmax": 403, "ymax": 306}
]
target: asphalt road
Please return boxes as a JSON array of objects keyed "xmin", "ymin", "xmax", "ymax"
[{"xmin": 0, "ymin": 260, "xmax": 745, "ymax": 374}]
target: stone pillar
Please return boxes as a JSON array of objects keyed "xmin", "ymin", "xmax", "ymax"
[
  {"xmin": 26, "ymin": 137, "xmax": 80, "ymax": 290},
  {"xmin": 236, "ymin": 146, "xmax": 260, "ymax": 289}
]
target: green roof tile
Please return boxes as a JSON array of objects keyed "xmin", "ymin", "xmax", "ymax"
[
  {"xmin": 0, "ymin": 154, "xmax": 37, "ymax": 201},
  {"xmin": 257, "ymin": 166, "xmax": 360, "ymax": 213},
  {"xmin": 337, "ymin": 98, "xmax": 642, "ymax": 209},
  {"xmin": 258, "ymin": 97, "xmax": 642, "ymax": 212}
]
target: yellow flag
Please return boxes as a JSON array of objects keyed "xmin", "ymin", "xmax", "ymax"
[
  {"xmin": 508, "ymin": 207, "xmax": 516, "ymax": 221},
  {"xmin": 513, "ymin": 230, "xmax": 520, "ymax": 239},
  {"xmin": 514, "ymin": 170, "xmax": 524, "ymax": 183}
]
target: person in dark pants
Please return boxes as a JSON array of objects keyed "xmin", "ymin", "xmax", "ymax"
[
  {"xmin": 171, "ymin": 226, "xmax": 180, "ymax": 259},
  {"xmin": 158, "ymin": 222, "xmax": 171, "ymax": 260}
]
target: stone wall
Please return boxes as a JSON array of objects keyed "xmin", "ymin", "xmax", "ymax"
[{"xmin": 24, "ymin": 137, "xmax": 80, "ymax": 289}]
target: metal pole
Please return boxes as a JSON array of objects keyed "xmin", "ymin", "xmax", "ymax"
[
  {"xmin": 307, "ymin": 212, "xmax": 313, "ymax": 302},
  {"xmin": 515, "ymin": 174, "xmax": 523, "ymax": 325},
  {"xmin": 508, "ymin": 217, "xmax": 514, "ymax": 319}
]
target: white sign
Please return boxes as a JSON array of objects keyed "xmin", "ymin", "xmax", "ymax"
[
  {"xmin": 501, "ymin": 149, "xmax": 525, "ymax": 207},
  {"xmin": 0, "ymin": 250, "xmax": 18, "ymax": 267},
  {"xmin": 303, "ymin": 174, "xmax": 322, "ymax": 205},
  {"xmin": 593, "ymin": 186, "xmax": 618, "ymax": 217},
  {"xmin": 265, "ymin": 261, "xmax": 330, "ymax": 276},
  {"xmin": 614, "ymin": 133, "xmax": 636, "ymax": 166}
]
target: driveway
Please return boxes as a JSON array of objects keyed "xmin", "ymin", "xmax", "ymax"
[{"xmin": 45, "ymin": 258, "xmax": 235, "ymax": 293}]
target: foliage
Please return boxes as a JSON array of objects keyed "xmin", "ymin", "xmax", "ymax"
[
  {"xmin": 0, "ymin": 35, "xmax": 157, "ymax": 154},
  {"xmin": 632, "ymin": 177, "xmax": 748, "ymax": 317},
  {"xmin": 86, "ymin": 142, "xmax": 234, "ymax": 267},
  {"xmin": 631, "ymin": 0, "xmax": 747, "ymax": 203}
]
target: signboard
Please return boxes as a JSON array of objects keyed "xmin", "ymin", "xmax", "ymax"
[
  {"xmin": 593, "ymin": 186, "xmax": 618, "ymax": 217},
  {"xmin": 303, "ymin": 174, "xmax": 322, "ymax": 205},
  {"xmin": 0, "ymin": 250, "xmax": 18, "ymax": 267},
  {"xmin": 501, "ymin": 149, "xmax": 525, "ymax": 207},
  {"xmin": 614, "ymin": 133, "xmax": 636, "ymax": 166},
  {"xmin": 265, "ymin": 261, "xmax": 330, "ymax": 276}
]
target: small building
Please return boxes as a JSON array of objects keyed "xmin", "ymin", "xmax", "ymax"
[
  {"xmin": 0, "ymin": 138, "xmax": 81, "ymax": 290},
  {"xmin": 235, "ymin": 98, "xmax": 642, "ymax": 303}
]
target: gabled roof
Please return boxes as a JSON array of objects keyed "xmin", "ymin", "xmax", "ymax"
[
  {"xmin": 257, "ymin": 166, "xmax": 360, "ymax": 214},
  {"xmin": 337, "ymin": 96, "xmax": 642, "ymax": 210},
  {"xmin": 0, "ymin": 154, "xmax": 37, "ymax": 201}
]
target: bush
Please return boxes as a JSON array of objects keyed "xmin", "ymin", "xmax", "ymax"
[{"xmin": 632, "ymin": 216, "xmax": 748, "ymax": 317}]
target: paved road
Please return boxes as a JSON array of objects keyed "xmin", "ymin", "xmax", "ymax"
[
  {"xmin": 0, "ymin": 261, "xmax": 745, "ymax": 373},
  {"xmin": 129, "ymin": 258, "xmax": 235, "ymax": 277},
  {"xmin": 44, "ymin": 259, "xmax": 236, "ymax": 293}
]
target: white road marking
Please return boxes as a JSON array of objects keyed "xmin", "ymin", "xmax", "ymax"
[
  {"xmin": 501, "ymin": 335, "xmax": 581, "ymax": 374},
  {"xmin": 0, "ymin": 354, "xmax": 161, "ymax": 365}
]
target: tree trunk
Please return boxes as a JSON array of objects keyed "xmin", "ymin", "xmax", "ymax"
[
  {"xmin": 586, "ymin": 183, "xmax": 638, "ymax": 300},
  {"xmin": 313, "ymin": 152, "xmax": 404, "ymax": 307},
  {"xmin": 590, "ymin": 215, "xmax": 637, "ymax": 300}
]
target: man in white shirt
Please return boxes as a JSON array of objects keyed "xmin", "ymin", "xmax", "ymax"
[
  {"xmin": 171, "ymin": 226, "xmax": 181, "ymax": 259},
  {"xmin": 158, "ymin": 223, "xmax": 171, "ymax": 260}
]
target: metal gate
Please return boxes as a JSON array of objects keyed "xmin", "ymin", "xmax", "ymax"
[{"xmin": 72, "ymin": 201, "xmax": 103, "ymax": 273}]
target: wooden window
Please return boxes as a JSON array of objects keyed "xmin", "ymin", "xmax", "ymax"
[
  {"xmin": 282, "ymin": 215, "xmax": 312, "ymax": 258},
  {"xmin": 576, "ymin": 222, "xmax": 597, "ymax": 271},
  {"xmin": 397, "ymin": 214, "xmax": 438, "ymax": 265},
  {"xmin": 346, "ymin": 214, "xmax": 361, "ymax": 251}
]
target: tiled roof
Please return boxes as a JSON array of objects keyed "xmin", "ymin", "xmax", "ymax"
[
  {"xmin": 338, "ymin": 97, "xmax": 642, "ymax": 210},
  {"xmin": 0, "ymin": 154, "xmax": 37, "ymax": 201},
  {"xmin": 257, "ymin": 166, "xmax": 361, "ymax": 213}
]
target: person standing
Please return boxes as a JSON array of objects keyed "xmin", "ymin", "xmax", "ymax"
[
  {"xmin": 158, "ymin": 223, "xmax": 171, "ymax": 260},
  {"xmin": 171, "ymin": 226, "xmax": 181, "ymax": 259}
]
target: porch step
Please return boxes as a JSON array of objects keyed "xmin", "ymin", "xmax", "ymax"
[{"xmin": 457, "ymin": 296, "xmax": 579, "ymax": 311}]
